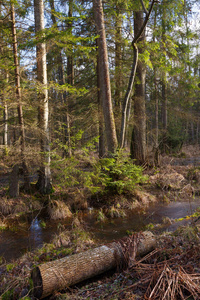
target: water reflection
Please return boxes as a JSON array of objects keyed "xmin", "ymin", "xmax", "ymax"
[
  {"xmin": 0, "ymin": 199, "xmax": 200, "ymax": 261},
  {"xmin": 84, "ymin": 200, "xmax": 200, "ymax": 242},
  {"xmin": 29, "ymin": 218, "xmax": 43, "ymax": 248}
]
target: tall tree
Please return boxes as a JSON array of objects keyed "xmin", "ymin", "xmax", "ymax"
[
  {"xmin": 10, "ymin": 1, "xmax": 30, "ymax": 190},
  {"xmin": 93, "ymin": 0, "xmax": 118, "ymax": 155},
  {"xmin": 120, "ymin": 0, "xmax": 155, "ymax": 151},
  {"xmin": 130, "ymin": 10, "xmax": 147, "ymax": 164},
  {"xmin": 48, "ymin": 0, "xmax": 72, "ymax": 157},
  {"xmin": 34, "ymin": 0, "xmax": 52, "ymax": 193}
]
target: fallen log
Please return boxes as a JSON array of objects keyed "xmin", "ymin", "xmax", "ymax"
[{"xmin": 31, "ymin": 231, "xmax": 156, "ymax": 299}]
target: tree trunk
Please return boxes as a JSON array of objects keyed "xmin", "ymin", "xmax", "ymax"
[
  {"xmin": 49, "ymin": 0, "xmax": 72, "ymax": 157},
  {"xmin": 9, "ymin": 164, "xmax": 19, "ymax": 198},
  {"xmin": 120, "ymin": 0, "xmax": 155, "ymax": 149},
  {"xmin": 67, "ymin": 0, "xmax": 74, "ymax": 87},
  {"xmin": 32, "ymin": 231, "xmax": 156, "ymax": 299},
  {"xmin": 64, "ymin": 0, "xmax": 73, "ymax": 157},
  {"xmin": 93, "ymin": 0, "xmax": 118, "ymax": 155},
  {"xmin": 34, "ymin": 0, "xmax": 52, "ymax": 194},
  {"xmin": 154, "ymin": 68, "xmax": 160, "ymax": 167},
  {"xmin": 161, "ymin": 0, "xmax": 167, "ymax": 132},
  {"xmin": 3, "ymin": 102, "xmax": 8, "ymax": 155},
  {"xmin": 114, "ymin": 4, "xmax": 123, "ymax": 140},
  {"xmin": 97, "ymin": 39, "xmax": 106, "ymax": 157},
  {"xmin": 130, "ymin": 11, "xmax": 147, "ymax": 164},
  {"xmin": 10, "ymin": 2, "xmax": 30, "ymax": 191}
]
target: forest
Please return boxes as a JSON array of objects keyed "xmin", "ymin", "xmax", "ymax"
[{"xmin": 1, "ymin": 0, "xmax": 200, "ymax": 299}]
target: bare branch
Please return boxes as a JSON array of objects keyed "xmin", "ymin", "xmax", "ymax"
[
  {"xmin": 133, "ymin": 0, "xmax": 156, "ymax": 44},
  {"xmin": 140, "ymin": 0, "xmax": 148, "ymax": 15},
  {"xmin": 119, "ymin": 0, "xmax": 157, "ymax": 148}
]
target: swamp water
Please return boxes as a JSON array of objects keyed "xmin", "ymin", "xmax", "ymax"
[{"xmin": 1, "ymin": 199, "xmax": 200, "ymax": 261}]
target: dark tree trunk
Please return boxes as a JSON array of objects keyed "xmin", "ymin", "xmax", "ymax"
[
  {"xmin": 10, "ymin": 2, "xmax": 30, "ymax": 192},
  {"xmin": 120, "ymin": 0, "xmax": 155, "ymax": 149},
  {"xmin": 130, "ymin": 11, "xmax": 146, "ymax": 164},
  {"xmin": 93, "ymin": 0, "xmax": 118, "ymax": 155},
  {"xmin": 114, "ymin": 5, "xmax": 123, "ymax": 141},
  {"xmin": 97, "ymin": 39, "xmax": 106, "ymax": 157},
  {"xmin": 3, "ymin": 102, "xmax": 8, "ymax": 155}
]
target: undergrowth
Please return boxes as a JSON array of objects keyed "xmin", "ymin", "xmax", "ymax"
[{"xmin": 51, "ymin": 138, "xmax": 147, "ymax": 196}]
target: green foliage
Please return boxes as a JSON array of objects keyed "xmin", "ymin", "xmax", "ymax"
[
  {"xmin": 159, "ymin": 127, "xmax": 185, "ymax": 154},
  {"xmin": 96, "ymin": 209, "xmax": 107, "ymax": 222},
  {"xmin": 40, "ymin": 220, "xmax": 46, "ymax": 229},
  {"xmin": 51, "ymin": 134, "xmax": 146, "ymax": 195},
  {"xmin": 95, "ymin": 151, "xmax": 147, "ymax": 194},
  {"xmin": 2, "ymin": 289, "xmax": 14, "ymax": 300},
  {"xmin": 6, "ymin": 263, "xmax": 15, "ymax": 272}
]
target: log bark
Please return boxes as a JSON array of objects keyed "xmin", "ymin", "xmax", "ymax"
[{"xmin": 31, "ymin": 231, "xmax": 156, "ymax": 299}]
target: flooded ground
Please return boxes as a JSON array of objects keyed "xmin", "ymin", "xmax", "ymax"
[{"xmin": 1, "ymin": 199, "xmax": 200, "ymax": 262}]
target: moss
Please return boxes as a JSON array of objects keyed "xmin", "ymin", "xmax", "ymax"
[{"xmin": 6, "ymin": 263, "xmax": 15, "ymax": 272}]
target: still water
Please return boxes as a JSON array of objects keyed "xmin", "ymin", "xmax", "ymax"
[{"xmin": 0, "ymin": 200, "xmax": 200, "ymax": 261}]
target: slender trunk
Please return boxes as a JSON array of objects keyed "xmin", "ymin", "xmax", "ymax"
[
  {"xmin": 97, "ymin": 38, "xmax": 105, "ymax": 157},
  {"xmin": 191, "ymin": 122, "xmax": 194, "ymax": 143},
  {"xmin": 3, "ymin": 72, "xmax": 9, "ymax": 155},
  {"xmin": 120, "ymin": 44, "xmax": 138, "ymax": 148},
  {"xmin": 10, "ymin": 2, "xmax": 30, "ymax": 190},
  {"xmin": 93, "ymin": 0, "xmax": 118, "ymax": 155},
  {"xmin": 152, "ymin": 7, "xmax": 159, "ymax": 149},
  {"xmin": 196, "ymin": 118, "xmax": 199, "ymax": 145},
  {"xmin": 3, "ymin": 103, "xmax": 8, "ymax": 155},
  {"xmin": 161, "ymin": 78, "xmax": 167, "ymax": 130},
  {"xmin": 64, "ymin": 0, "xmax": 73, "ymax": 157},
  {"xmin": 161, "ymin": 1, "xmax": 167, "ymax": 131},
  {"xmin": 153, "ymin": 68, "xmax": 160, "ymax": 166},
  {"xmin": 49, "ymin": 0, "xmax": 71, "ymax": 157},
  {"xmin": 67, "ymin": 0, "xmax": 74, "ymax": 86},
  {"xmin": 154, "ymin": 68, "xmax": 159, "ymax": 147},
  {"xmin": 34, "ymin": 0, "xmax": 52, "ymax": 194},
  {"xmin": 130, "ymin": 11, "xmax": 146, "ymax": 164},
  {"xmin": 114, "ymin": 6, "xmax": 122, "ymax": 109},
  {"xmin": 120, "ymin": 0, "xmax": 155, "ymax": 148}
]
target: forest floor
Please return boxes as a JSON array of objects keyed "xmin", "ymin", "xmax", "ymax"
[{"xmin": 1, "ymin": 145, "xmax": 200, "ymax": 299}]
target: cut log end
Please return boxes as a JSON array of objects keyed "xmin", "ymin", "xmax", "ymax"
[{"xmin": 31, "ymin": 266, "xmax": 43, "ymax": 299}]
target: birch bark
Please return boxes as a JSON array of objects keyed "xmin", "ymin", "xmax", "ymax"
[{"xmin": 34, "ymin": 0, "xmax": 52, "ymax": 193}]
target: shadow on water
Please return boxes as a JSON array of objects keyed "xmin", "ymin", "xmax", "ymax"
[{"xmin": 1, "ymin": 199, "xmax": 200, "ymax": 261}]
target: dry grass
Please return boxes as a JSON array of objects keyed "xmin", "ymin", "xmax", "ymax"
[{"xmin": 47, "ymin": 200, "xmax": 73, "ymax": 220}]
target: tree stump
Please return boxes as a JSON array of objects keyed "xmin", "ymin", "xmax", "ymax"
[
  {"xmin": 31, "ymin": 231, "xmax": 156, "ymax": 299},
  {"xmin": 9, "ymin": 164, "xmax": 19, "ymax": 198}
]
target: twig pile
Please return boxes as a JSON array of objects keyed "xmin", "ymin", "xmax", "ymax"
[
  {"xmin": 143, "ymin": 264, "xmax": 200, "ymax": 299},
  {"xmin": 129, "ymin": 240, "xmax": 200, "ymax": 300}
]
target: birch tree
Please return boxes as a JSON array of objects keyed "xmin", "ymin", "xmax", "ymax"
[{"xmin": 34, "ymin": 0, "xmax": 52, "ymax": 193}]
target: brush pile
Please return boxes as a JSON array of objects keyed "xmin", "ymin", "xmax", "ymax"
[
  {"xmin": 129, "ymin": 242, "xmax": 200, "ymax": 299},
  {"xmin": 63, "ymin": 227, "xmax": 200, "ymax": 300}
]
